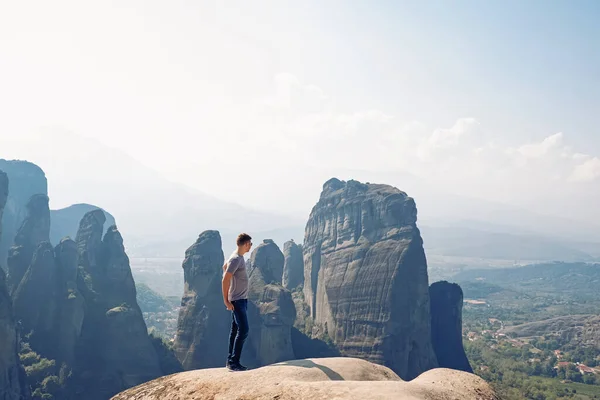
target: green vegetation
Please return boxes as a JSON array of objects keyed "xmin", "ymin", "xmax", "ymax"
[
  {"xmin": 136, "ymin": 282, "xmax": 180, "ymax": 339},
  {"xmin": 19, "ymin": 342, "xmax": 65, "ymax": 400},
  {"xmin": 457, "ymin": 262, "xmax": 600, "ymax": 399}
]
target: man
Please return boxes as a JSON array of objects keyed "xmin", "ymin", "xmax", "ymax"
[{"xmin": 222, "ymin": 233, "xmax": 252, "ymax": 372}]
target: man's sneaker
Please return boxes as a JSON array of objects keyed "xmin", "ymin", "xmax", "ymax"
[{"xmin": 227, "ymin": 363, "xmax": 248, "ymax": 372}]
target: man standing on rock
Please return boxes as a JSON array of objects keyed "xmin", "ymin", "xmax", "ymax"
[{"xmin": 222, "ymin": 233, "xmax": 252, "ymax": 371}]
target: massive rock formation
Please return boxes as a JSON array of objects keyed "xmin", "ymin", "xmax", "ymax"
[
  {"xmin": 54, "ymin": 238, "xmax": 85, "ymax": 367},
  {"xmin": 249, "ymin": 239, "xmax": 284, "ymax": 286},
  {"xmin": 0, "ymin": 170, "xmax": 30, "ymax": 400},
  {"xmin": 302, "ymin": 178, "xmax": 438, "ymax": 380},
  {"xmin": 6, "ymin": 194, "xmax": 50, "ymax": 292},
  {"xmin": 247, "ymin": 239, "xmax": 296, "ymax": 366},
  {"xmin": 74, "ymin": 210, "xmax": 162, "ymax": 399},
  {"xmin": 12, "ymin": 242, "xmax": 60, "ymax": 357},
  {"xmin": 429, "ymin": 281, "xmax": 472, "ymax": 373},
  {"xmin": 0, "ymin": 160, "xmax": 47, "ymax": 268},
  {"xmin": 173, "ymin": 231, "xmax": 229, "ymax": 370},
  {"xmin": 111, "ymin": 357, "xmax": 499, "ymax": 400},
  {"xmin": 282, "ymin": 239, "xmax": 304, "ymax": 290}
]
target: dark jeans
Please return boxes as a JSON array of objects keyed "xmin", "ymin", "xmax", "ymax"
[{"xmin": 228, "ymin": 299, "xmax": 249, "ymax": 365}]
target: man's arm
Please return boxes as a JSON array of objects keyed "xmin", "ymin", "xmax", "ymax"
[{"xmin": 222, "ymin": 272, "xmax": 234, "ymax": 310}]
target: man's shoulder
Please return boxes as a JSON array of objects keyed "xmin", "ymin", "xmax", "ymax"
[{"xmin": 227, "ymin": 253, "xmax": 244, "ymax": 264}]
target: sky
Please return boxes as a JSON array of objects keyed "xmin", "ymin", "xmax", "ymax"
[{"xmin": 1, "ymin": 0, "xmax": 599, "ymax": 226}]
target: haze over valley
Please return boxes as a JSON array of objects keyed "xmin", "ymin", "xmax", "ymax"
[{"xmin": 1, "ymin": 2, "xmax": 599, "ymax": 400}]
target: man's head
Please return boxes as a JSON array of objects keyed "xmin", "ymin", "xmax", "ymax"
[{"xmin": 236, "ymin": 233, "xmax": 252, "ymax": 255}]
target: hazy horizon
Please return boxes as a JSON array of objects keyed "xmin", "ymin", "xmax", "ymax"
[{"xmin": 1, "ymin": 1, "xmax": 599, "ymax": 233}]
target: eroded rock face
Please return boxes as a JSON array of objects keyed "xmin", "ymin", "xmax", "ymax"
[
  {"xmin": 429, "ymin": 281, "xmax": 473, "ymax": 373},
  {"xmin": 302, "ymin": 178, "xmax": 438, "ymax": 380},
  {"xmin": 6, "ymin": 194, "xmax": 50, "ymax": 292},
  {"xmin": 0, "ymin": 170, "xmax": 30, "ymax": 400},
  {"xmin": 282, "ymin": 240, "xmax": 304, "ymax": 290},
  {"xmin": 75, "ymin": 210, "xmax": 161, "ymax": 399},
  {"xmin": 12, "ymin": 242, "xmax": 60, "ymax": 358},
  {"xmin": 173, "ymin": 231, "xmax": 228, "ymax": 370},
  {"xmin": 249, "ymin": 239, "xmax": 284, "ymax": 285},
  {"xmin": 0, "ymin": 160, "xmax": 48, "ymax": 270},
  {"xmin": 50, "ymin": 203, "xmax": 116, "ymax": 245},
  {"xmin": 54, "ymin": 238, "xmax": 85, "ymax": 366},
  {"xmin": 247, "ymin": 240, "xmax": 295, "ymax": 366}
]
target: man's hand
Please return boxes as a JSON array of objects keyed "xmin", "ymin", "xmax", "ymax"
[{"xmin": 222, "ymin": 272, "xmax": 234, "ymax": 311}]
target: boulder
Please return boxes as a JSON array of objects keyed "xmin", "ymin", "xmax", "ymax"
[
  {"xmin": 302, "ymin": 178, "xmax": 437, "ymax": 380},
  {"xmin": 111, "ymin": 357, "xmax": 498, "ymax": 400}
]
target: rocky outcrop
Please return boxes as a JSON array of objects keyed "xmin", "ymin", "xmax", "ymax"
[
  {"xmin": 6, "ymin": 194, "xmax": 50, "ymax": 292},
  {"xmin": 429, "ymin": 281, "xmax": 472, "ymax": 373},
  {"xmin": 12, "ymin": 242, "xmax": 60, "ymax": 357},
  {"xmin": 50, "ymin": 203, "xmax": 116, "ymax": 245},
  {"xmin": 54, "ymin": 238, "xmax": 85, "ymax": 366},
  {"xmin": 282, "ymin": 240, "xmax": 304, "ymax": 290},
  {"xmin": 0, "ymin": 170, "xmax": 30, "ymax": 400},
  {"xmin": 173, "ymin": 231, "xmax": 228, "ymax": 370},
  {"xmin": 10, "ymin": 241, "xmax": 84, "ymax": 367},
  {"xmin": 249, "ymin": 239, "xmax": 284, "ymax": 285},
  {"xmin": 74, "ymin": 210, "xmax": 161, "ymax": 399},
  {"xmin": 247, "ymin": 240, "xmax": 296, "ymax": 366},
  {"xmin": 111, "ymin": 357, "xmax": 499, "ymax": 400},
  {"xmin": 0, "ymin": 160, "xmax": 47, "ymax": 268},
  {"xmin": 302, "ymin": 178, "xmax": 437, "ymax": 380}
]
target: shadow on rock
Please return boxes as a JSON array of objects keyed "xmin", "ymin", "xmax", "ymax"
[{"xmin": 274, "ymin": 359, "xmax": 345, "ymax": 381}]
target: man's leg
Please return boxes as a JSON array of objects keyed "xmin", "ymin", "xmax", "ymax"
[
  {"xmin": 231, "ymin": 299, "xmax": 249, "ymax": 367},
  {"xmin": 227, "ymin": 310, "xmax": 238, "ymax": 366}
]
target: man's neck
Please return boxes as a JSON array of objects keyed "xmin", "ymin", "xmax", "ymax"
[{"xmin": 236, "ymin": 247, "xmax": 245, "ymax": 256}]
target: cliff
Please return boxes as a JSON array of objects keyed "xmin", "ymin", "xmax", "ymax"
[
  {"xmin": 282, "ymin": 239, "xmax": 304, "ymax": 290},
  {"xmin": 0, "ymin": 159, "xmax": 47, "ymax": 268},
  {"xmin": 302, "ymin": 178, "xmax": 438, "ymax": 380},
  {"xmin": 6, "ymin": 194, "xmax": 50, "ymax": 292},
  {"xmin": 74, "ymin": 210, "xmax": 162, "ymax": 399},
  {"xmin": 0, "ymin": 169, "xmax": 30, "ymax": 400}
]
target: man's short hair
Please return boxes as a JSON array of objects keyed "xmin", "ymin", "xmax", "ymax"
[{"xmin": 237, "ymin": 233, "xmax": 252, "ymax": 246}]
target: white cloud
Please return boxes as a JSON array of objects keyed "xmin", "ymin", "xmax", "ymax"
[
  {"xmin": 517, "ymin": 132, "xmax": 565, "ymax": 159},
  {"xmin": 232, "ymin": 73, "xmax": 600, "ymax": 218},
  {"xmin": 570, "ymin": 157, "xmax": 600, "ymax": 182}
]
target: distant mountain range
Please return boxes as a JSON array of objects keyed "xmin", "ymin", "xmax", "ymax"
[{"xmin": 2, "ymin": 131, "xmax": 599, "ymax": 261}]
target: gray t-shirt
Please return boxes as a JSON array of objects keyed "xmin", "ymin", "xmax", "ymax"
[{"xmin": 226, "ymin": 253, "xmax": 249, "ymax": 301}]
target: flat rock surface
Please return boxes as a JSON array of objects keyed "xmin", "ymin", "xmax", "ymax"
[{"xmin": 112, "ymin": 357, "xmax": 497, "ymax": 400}]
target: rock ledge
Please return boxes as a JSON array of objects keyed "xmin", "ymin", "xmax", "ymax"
[{"xmin": 112, "ymin": 357, "xmax": 497, "ymax": 400}]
